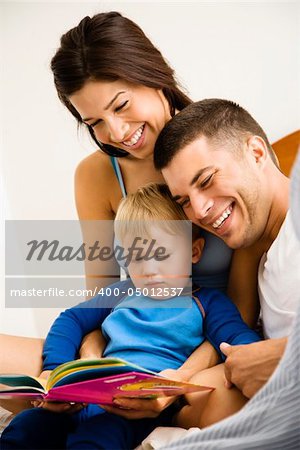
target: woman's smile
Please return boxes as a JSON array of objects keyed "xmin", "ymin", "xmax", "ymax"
[{"xmin": 69, "ymin": 80, "xmax": 171, "ymax": 160}]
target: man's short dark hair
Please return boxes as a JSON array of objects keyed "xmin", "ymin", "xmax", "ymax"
[{"xmin": 154, "ymin": 99, "xmax": 278, "ymax": 170}]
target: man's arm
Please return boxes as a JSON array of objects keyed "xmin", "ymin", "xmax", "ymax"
[
  {"xmin": 220, "ymin": 337, "xmax": 287, "ymax": 398},
  {"xmin": 227, "ymin": 245, "xmax": 264, "ymax": 327}
]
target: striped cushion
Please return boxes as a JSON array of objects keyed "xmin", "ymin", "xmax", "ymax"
[{"xmin": 0, "ymin": 407, "xmax": 14, "ymax": 435}]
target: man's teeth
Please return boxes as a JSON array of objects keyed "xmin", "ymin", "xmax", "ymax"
[
  {"xmin": 123, "ymin": 125, "xmax": 144, "ymax": 146},
  {"xmin": 212, "ymin": 206, "xmax": 232, "ymax": 229}
]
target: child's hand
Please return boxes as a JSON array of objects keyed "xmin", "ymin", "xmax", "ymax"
[
  {"xmin": 38, "ymin": 370, "xmax": 52, "ymax": 381},
  {"xmin": 98, "ymin": 368, "xmax": 182, "ymax": 420},
  {"xmin": 31, "ymin": 370, "xmax": 86, "ymax": 413},
  {"xmin": 99, "ymin": 395, "xmax": 177, "ymax": 420},
  {"xmin": 31, "ymin": 400, "xmax": 86, "ymax": 414}
]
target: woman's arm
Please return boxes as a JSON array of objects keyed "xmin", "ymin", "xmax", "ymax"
[
  {"xmin": 0, "ymin": 334, "xmax": 44, "ymax": 376},
  {"xmin": 0, "ymin": 334, "xmax": 44, "ymax": 413},
  {"xmin": 75, "ymin": 152, "xmax": 123, "ymax": 357},
  {"xmin": 75, "ymin": 151, "xmax": 122, "ymax": 293},
  {"xmin": 0, "ymin": 155, "xmax": 121, "ymax": 409}
]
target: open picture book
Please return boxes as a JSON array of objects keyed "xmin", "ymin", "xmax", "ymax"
[{"xmin": 0, "ymin": 357, "xmax": 214, "ymax": 405}]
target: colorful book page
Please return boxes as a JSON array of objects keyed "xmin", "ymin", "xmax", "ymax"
[
  {"xmin": 0, "ymin": 374, "xmax": 44, "ymax": 390},
  {"xmin": 45, "ymin": 372, "xmax": 212, "ymax": 404}
]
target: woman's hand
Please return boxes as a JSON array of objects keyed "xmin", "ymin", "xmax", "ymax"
[{"xmin": 98, "ymin": 368, "xmax": 185, "ymax": 420}]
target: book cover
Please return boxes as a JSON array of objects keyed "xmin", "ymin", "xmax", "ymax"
[{"xmin": 0, "ymin": 357, "xmax": 214, "ymax": 405}]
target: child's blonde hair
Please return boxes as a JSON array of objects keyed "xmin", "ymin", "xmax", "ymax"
[{"xmin": 114, "ymin": 183, "xmax": 191, "ymax": 243}]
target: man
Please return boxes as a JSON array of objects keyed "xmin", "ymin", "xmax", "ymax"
[
  {"xmin": 153, "ymin": 99, "xmax": 299, "ymax": 399},
  {"xmin": 139, "ymin": 147, "xmax": 300, "ymax": 448}
]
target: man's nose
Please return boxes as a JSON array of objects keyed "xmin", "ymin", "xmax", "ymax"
[{"xmin": 190, "ymin": 193, "xmax": 213, "ymax": 220}]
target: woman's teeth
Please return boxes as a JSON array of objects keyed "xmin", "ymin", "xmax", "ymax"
[
  {"xmin": 212, "ymin": 205, "xmax": 232, "ymax": 229},
  {"xmin": 123, "ymin": 125, "xmax": 144, "ymax": 147}
]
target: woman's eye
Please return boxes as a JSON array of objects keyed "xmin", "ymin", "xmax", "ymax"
[
  {"xmin": 90, "ymin": 119, "xmax": 102, "ymax": 129},
  {"xmin": 201, "ymin": 174, "xmax": 214, "ymax": 188},
  {"xmin": 115, "ymin": 100, "xmax": 128, "ymax": 112},
  {"xmin": 87, "ymin": 101, "xmax": 129, "ymax": 128}
]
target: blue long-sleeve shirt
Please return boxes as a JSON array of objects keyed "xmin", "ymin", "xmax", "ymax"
[{"xmin": 43, "ymin": 279, "xmax": 260, "ymax": 372}]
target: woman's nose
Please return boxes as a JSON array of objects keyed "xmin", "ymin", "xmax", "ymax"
[{"xmin": 107, "ymin": 118, "xmax": 129, "ymax": 143}]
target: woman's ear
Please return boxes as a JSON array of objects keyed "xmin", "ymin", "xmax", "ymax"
[{"xmin": 192, "ymin": 237, "xmax": 205, "ymax": 263}]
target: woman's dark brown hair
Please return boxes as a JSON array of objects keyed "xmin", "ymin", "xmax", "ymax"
[{"xmin": 51, "ymin": 11, "xmax": 191, "ymax": 157}]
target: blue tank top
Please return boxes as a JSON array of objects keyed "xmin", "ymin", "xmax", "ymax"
[{"xmin": 110, "ymin": 157, "xmax": 233, "ymax": 292}]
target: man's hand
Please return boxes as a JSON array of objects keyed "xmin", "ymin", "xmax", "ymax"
[
  {"xmin": 220, "ymin": 338, "xmax": 287, "ymax": 398},
  {"xmin": 99, "ymin": 368, "xmax": 185, "ymax": 420}
]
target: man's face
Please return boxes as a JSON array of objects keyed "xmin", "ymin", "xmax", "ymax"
[{"xmin": 162, "ymin": 136, "xmax": 270, "ymax": 249}]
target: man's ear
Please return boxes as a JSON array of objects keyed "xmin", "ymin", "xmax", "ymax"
[
  {"xmin": 192, "ymin": 237, "xmax": 205, "ymax": 263},
  {"xmin": 247, "ymin": 135, "xmax": 270, "ymax": 167}
]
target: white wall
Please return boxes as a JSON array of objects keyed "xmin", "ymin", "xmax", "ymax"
[{"xmin": 1, "ymin": 1, "xmax": 299, "ymax": 337}]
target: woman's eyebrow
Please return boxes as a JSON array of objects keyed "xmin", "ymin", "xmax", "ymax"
[
  {"xmin": 104, "ymin": 91, "xmax": 126, "ymax": 111},
  {"xmin": 83, "ymin": 91, "xmax": 126, "ymax": 121}
]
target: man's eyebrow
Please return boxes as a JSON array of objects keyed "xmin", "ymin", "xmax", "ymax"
[
  {"xmin": 82, "ymin": 91, "xmax": 126, "ymax": 122},
  {"xmin": 172, "ymin": 194, "xmax": 183, "ymax": 202},
  {"xmin": 171, "ymin": 166, "xmax": 214, "ymax": 202},
  {"xmin": 190, "ymin": 166, "xmax": 214, "ymax": 186}
]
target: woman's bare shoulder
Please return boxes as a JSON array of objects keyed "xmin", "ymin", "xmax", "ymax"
[
  {"xmin": 75, "ymin": 151, "xmax": 121, "ymax": 219},
  {"xmin": 75, "ymin": 151, "xmax": 113, "ymax": 181}
]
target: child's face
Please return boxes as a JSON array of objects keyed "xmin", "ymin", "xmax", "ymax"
[{"xmin": 123, "ymin": 224, "xmax": 203, "ymax": 299}]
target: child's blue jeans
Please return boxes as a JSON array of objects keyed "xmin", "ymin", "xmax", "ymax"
[{"xmin": 0, "ymin": 402, "xmax": 176, "ymax": 449}]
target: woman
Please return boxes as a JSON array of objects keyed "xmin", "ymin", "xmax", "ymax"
[
  {"xmin": 1, "ymin": 12, "xmax": 260, "ymax": 423},
  {"xmin": 53, "ymin": 11, "xmax": 233, "ymax": 295}
]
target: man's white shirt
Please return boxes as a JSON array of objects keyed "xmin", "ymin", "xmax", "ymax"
[{"xmin": 258, "ymin": 210, "xmax": 300, "ymax": 339}]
